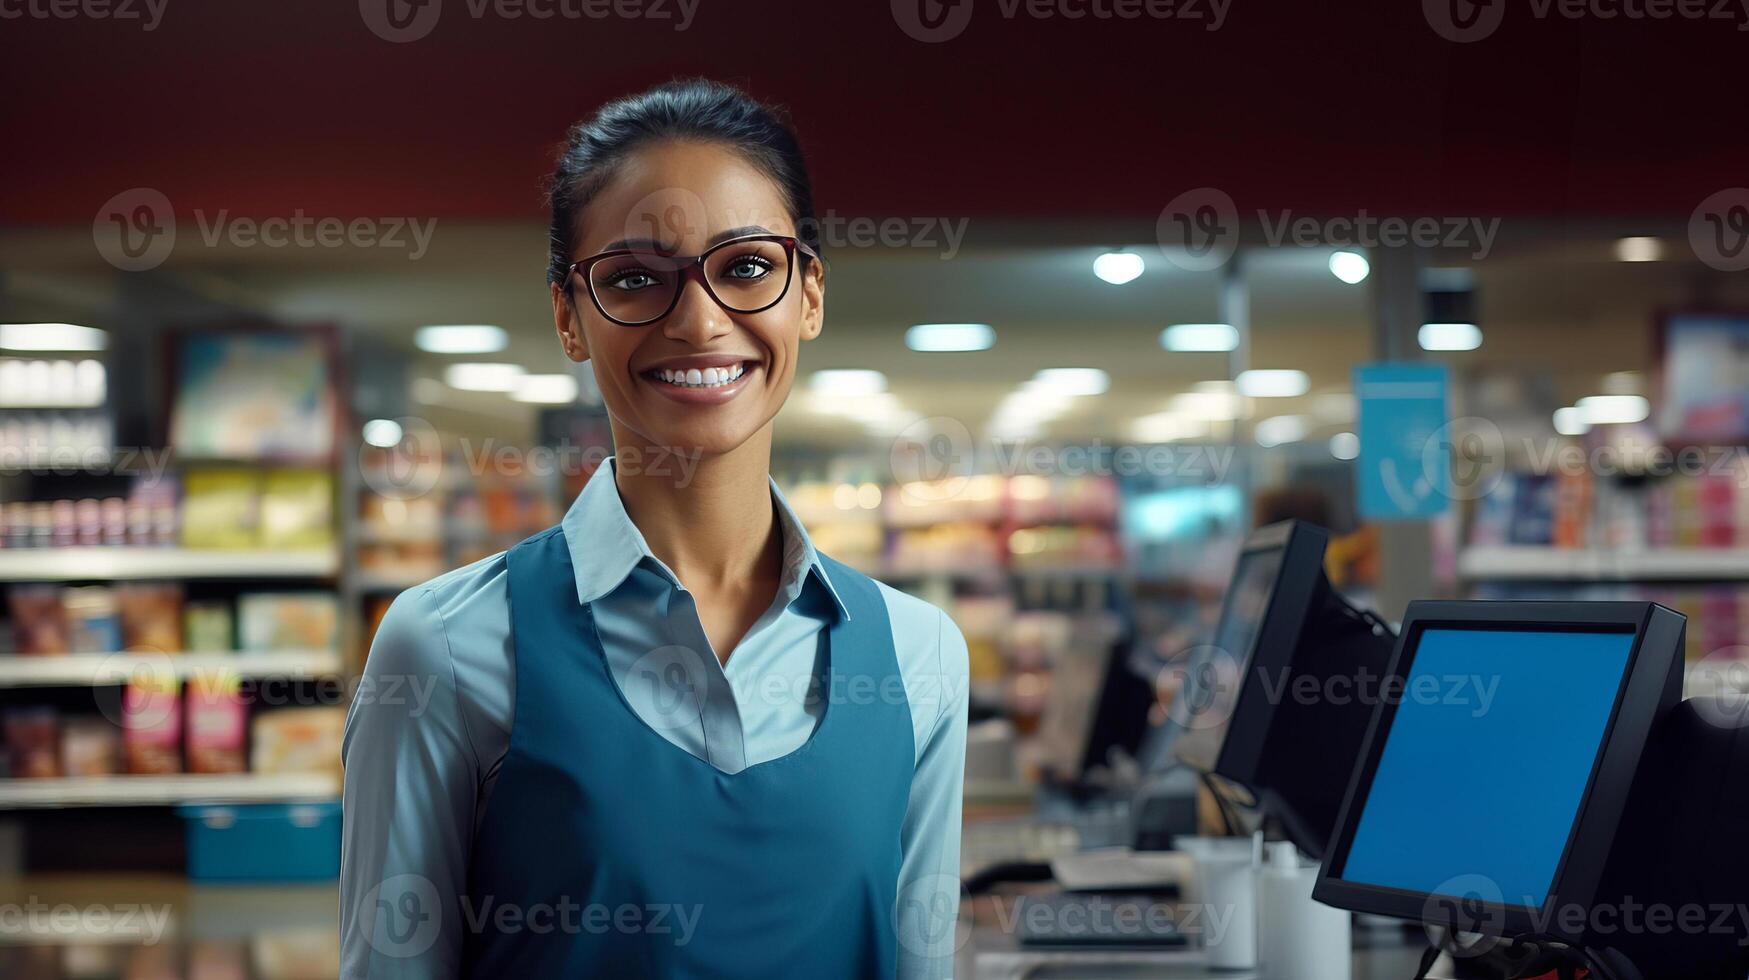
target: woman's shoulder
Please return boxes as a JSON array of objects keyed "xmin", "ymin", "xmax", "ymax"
[{"xmin": 367, "ymin": 551, "xmax": 511, "ymax": 671}]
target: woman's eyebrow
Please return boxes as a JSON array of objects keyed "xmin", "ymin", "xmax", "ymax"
[{"xmin": 598, "ymin": 225, "xmax": 777, "ymax": 253}]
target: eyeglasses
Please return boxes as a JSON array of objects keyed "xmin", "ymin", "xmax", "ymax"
[{"xmin": 566, "ymin": 234, "xmax": 819, "ymax": 327}]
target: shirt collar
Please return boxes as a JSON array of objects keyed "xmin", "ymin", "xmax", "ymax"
[{"xmin": 560, "ymin": 456, "xmax": 851, "ymax": 622}]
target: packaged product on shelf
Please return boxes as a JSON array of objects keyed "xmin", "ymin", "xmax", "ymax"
[
  {"xmin": 116, "ymin": 583, "xmax": 184, "ymax": 652},
  {"xmin": 7, "ymin": 584, "xmax": 70, "ymax": 655},
  {"xmin": 62, "ymin": 586, "xmax": 121, "ymax": 653},
  {"xmin": 3, "ymin": 706, "xmax": 62, "ymax": 778},
  {"xmin": 128, "ymin": 472, "xmax": 181, "ymax": 547},
  {"xmin": 123, "ymin": 673, "xmax": 183, "ymax": 775},
  {"xmin": 238, "ymin": 592, "xmax": 338, "ymax": 651},
  {"xmin": 258, "ymin": 468, "xmax": 335, "ymax": 549},
  {"xmin": 251, "ymin": 706, "xmax": 345, "ymax": 775},
  {"xmin": 183, "ymin": 600, "xmax": 234, "ymax": 653},
  {"xmin": 61, "ymin": 717, "xmax": 122, "ymax": 777},
  {"xmin": 180, "ymin": 468, "xmax": 261, "ymax": 549},
  {"xmin": 186, "ymin": 672, "xmax": 247, "ymax": 774}
]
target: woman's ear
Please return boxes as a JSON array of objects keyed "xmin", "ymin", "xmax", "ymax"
[
  {"xmin": 551, "ymin": 282, "xmax": 590, "ymax": 363},
  {"xmin": 798, "ymin": 258, "xmax": 826, "ymax": 342}
]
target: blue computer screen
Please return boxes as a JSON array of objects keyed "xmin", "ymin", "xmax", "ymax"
[{"xmin": 1337, "ymin": 627, "xmax": 1634, "ymax": 908}]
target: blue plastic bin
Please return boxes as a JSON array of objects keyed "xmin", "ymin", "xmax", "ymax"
[{"xmin": 178, "ymin": 801, "xmax": 342, "ymax": 882}]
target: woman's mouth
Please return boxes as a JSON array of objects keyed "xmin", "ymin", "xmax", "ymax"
[
  {"xmin": 640, "ymin": 360, "xmax": 758, "ymax": 405},
  {"xmin": 648, "ymin": 363, "xmax": 747, "ymax": 389}
]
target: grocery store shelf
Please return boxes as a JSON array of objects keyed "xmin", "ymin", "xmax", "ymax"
[
  {"xmin": 0, "ymin": 650, "xmax": 344, "ymax": 688},
  {"xmin": 0, "ymin": 773, "xmax": 340, "ymax": 809},
  {"xmin": 0, "ymin": 548, "xmax": 339, "ymax": 581},
  {"xmin": 1459, "ymin": 546, "xmax": 1749, "ymax": 582}
]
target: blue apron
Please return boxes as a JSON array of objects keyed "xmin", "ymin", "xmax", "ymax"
[{"xmin": 461, "ymin": 526, "xmax": 915, "ymax": 978}]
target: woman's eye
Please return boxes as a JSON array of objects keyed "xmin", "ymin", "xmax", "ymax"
[
  {"xmin": 606, "ymin": 270, "xmax": 660, "ymax": 291},
  {"xmin": 723, "ymin": 256, "xmax": 773, "ymax": 280}
]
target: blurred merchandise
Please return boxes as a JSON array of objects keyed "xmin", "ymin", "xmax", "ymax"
[
  {"xmin": 170, "ymin": 331, "xmax": 337, "ymax": 462},
  {"xmin": 179, "ymin": 468, "xmax": 260, "ymax": 549},
  {"xmin": 186, "ymin": 673, "xmax": 247, "ymax": 774},
  {"xmin": 8, "ymin": 584, "xmax": 71, "ymax": 655},
  {"xmin": 238, "ymin": 593, "xmax": 338, "ymax": 651},
  {"xmin": 123, "ymin": 675, "xmax": 183, "ymax": 775},
  {"xmin": 183, "ymin": 600, "xmax": 235, "ymax": 653},
  {"xmin": 258, "ymin": 469, "xmax": 335, "ymax": 550},
  {"xmin": 117, "ymin": 583, "xmax": 184, "ymax": 652},
  {"xmin": 251, "ymin": 707, "xmax": 346, "ymax": 776},
  {"xmin": 5, "ymin": 706, "xmax": 63, "ymax": 778},
  {"xmin": 63, "ymin": 585, "xmax": 121, "ymax": 652},
  {"xmin": 61, "ymin": 717, "xmax": 122, "ymax": 777}
]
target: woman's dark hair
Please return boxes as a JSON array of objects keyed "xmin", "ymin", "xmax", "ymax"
[{"xmin": 545, "ymin": 78, "xmax": 821, "ymax": 289}]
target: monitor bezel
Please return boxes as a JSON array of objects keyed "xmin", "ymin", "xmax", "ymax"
[
  {"xmin": 1313, "ymin": 600, "xmax": 1682, "ymax": 941},
  {"xmin": 1184, "ymin": 520, "xmax": 1329, "ymax": 783}
]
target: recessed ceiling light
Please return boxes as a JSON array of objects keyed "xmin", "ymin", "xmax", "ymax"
[
  {"xmin": 1093, "ymin": 252, "xmax": 1145, "ymax": 285},
  {"xmin": 1614, "ymin": 237, "xmax": 1662, "ymax": 262},
  {"xmin": 1576, "ymin": 394, "xmax": 1650, "ymax": 425},
  {"xmin": 512, "ymin": 374, "xmax": 580, "ymax": 404},
  {"xmin": 906, "ymin": 323, "xmax": 994, "ymax": 352},
  {"xmin": 1170, "ymin": 390, "xmax": 1246, "ymax": 421},
  {"xmin": 1029, "ymin": 367, "xmax": 1110, "ymax": 396},
  {"xmin": 1553, "ymin": 406, "xmax": 1591, "ymax": 436},
  {"xmin": 1162, "ymin": 323, "xmax": 1240, "ymax": 352},
  {"xmin": 445, "ymin": 363, "xmax": 525, "ymax": 392},
  {"xmin": 1236, "ymin": 369, "xmax": 1309, "ymax": 398},
  {"xmin": 1256, "ymin": 415, "xmax": 1310, "ymax": 448},
  {"xmin": 1329, "ymin": 431, "xmax": 1360, "ymax": 460},
  {"xmin": 362, "ymin": 419, "xmax": 404, "ymax": 448},
  {"xmin": 416, "ymin": 324, "xmax": 507, "ymax": 354},
  {"xmin": 1329, "ymin": 250, "xmax": 1370, "ymax": 284},
  {"xmin": 809, "ymin": 369, "xmax": 888, "ymax": 395},
  {"xmin": 1418, "ymin": 322, "xmax": 1483, "ymax": 352},
  {"xmin": 1131, "ymin": 411, "xmax": 1209, "ymax": 443},
  {"xmin": 0, "ymin": 323, "xmax": 108, "ymax": 351}
]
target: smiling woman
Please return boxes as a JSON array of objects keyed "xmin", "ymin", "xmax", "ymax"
[{"xmin": 338, "ymin": 79, "xmax": 969, "ymax": 980}]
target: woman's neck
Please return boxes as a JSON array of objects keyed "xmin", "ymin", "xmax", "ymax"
[{"xmin": 610, "ymin": 433, "xmax": 782, "ymax": 592}]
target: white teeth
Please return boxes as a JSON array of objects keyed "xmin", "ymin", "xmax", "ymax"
[{"xmin": 656, "ymin": 363, "xmax": 746, "ymax": 388}]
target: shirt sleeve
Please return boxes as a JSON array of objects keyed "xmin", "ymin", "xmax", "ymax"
[
  {"xmin": 340, "ymin": 588, "xmax": 479, "ymax": 980},
  {"xmin": 895, "ymin": 606, "xmax": 971, "ymax": 980}
]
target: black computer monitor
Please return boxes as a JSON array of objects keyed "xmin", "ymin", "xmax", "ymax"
[
  {"xmin": 1313, "ymin": 600, "xmax": 1685, "ymax": 954},
  {"xmin": 1169, "ymin": 520, "xmax": 1396, "ymax": 858}
]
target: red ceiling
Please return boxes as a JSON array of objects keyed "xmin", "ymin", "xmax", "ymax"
[{"xmin": 2, "ymin": 1, "xmax": 1745, "ymax": 225}]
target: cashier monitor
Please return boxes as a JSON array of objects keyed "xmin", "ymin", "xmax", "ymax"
[
  {"xmin": 1169, "ymin": 520, "xmax": 1395, "ymax": 858},
  {"xmin": 1313, "ymin": 600, "xmax": 1685, "ymax": 968}
]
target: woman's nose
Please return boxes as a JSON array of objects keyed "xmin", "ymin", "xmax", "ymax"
[{"xmin": 662, "ymin": 278, "xmax": 734, "ymax": 345}]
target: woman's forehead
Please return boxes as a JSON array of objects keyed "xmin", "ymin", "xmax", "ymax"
[{"xmin": 577, "ymin": 142, "xmax": 794, "ymax": 255}]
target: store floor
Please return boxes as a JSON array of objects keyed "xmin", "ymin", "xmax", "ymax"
[{"xmin": 0, "ymin": 875, "xmax": 338, "ymax": 979}]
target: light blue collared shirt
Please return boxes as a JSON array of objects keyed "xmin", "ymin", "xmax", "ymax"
[{"xmin": 340, "ymin": 459, "xmax": 969, "ymax": 979}]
